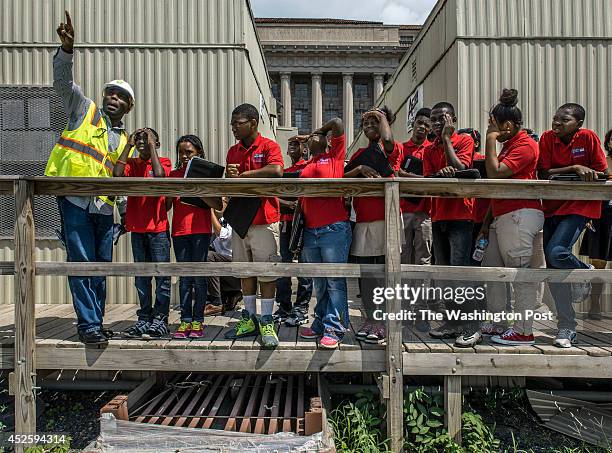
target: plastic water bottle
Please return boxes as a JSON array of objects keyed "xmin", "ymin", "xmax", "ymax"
[{"xmin": 472, "ymin": 238, "xmax": 488, "ymax": 262}]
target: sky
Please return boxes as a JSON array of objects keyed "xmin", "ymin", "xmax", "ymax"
[{"xmin": 250, "ymin": 0, "xmax": 437, "ymax": 25}]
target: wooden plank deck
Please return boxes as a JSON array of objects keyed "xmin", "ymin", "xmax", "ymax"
[{"xmin": 0, "ymin": 302, "xmax": 611, "ymax": 377}]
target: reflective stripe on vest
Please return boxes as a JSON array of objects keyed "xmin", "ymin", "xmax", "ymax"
[
  {"xmin": 90, "ymin": 108, "xmax": 102, "ymax": 127},
  {"xmin": 56, "ymin": 136, "xmax": 114, "ymax": 173}
]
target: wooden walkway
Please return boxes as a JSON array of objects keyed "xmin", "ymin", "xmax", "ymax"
[{"xmin": 1, "ymin": 302, "xmax": 611, "ymax": 378}]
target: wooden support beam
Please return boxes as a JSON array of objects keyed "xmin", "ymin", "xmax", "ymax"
[
  {"xmin": 14, "ymin": 179, "xmax": 37, "ymax": 449},
  {"xmin": 444, "ymin": 375, "xmax": 462, "ymax": 444},
  {"xmin": 385, "ymin": 182, "xmax": 404, "ymax": 451}
]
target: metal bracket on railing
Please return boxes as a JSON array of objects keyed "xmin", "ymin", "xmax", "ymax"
[{"xmin": 377, "ymin": 373, "xmax": 390, "ymax": 400}]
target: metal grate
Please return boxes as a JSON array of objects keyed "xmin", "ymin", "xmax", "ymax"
[
  {"xmin": 0, "ymin": 86, "xmax": 65, "ymax": 239},
  {"xmin": 130, "ymin": 374, "xmax": 309, "ymax": 434}
]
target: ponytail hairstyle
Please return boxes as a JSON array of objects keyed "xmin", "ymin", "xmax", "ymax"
[
  {"xmin": 175, "ymin": 134, "xmax": 205, "ymax": 168},
  {"xmin": 490, "ymin": 88, "xmax": 523, "ymax": 128},
  {"xmin": 604, "ymin": 129, "xmax": 612, "ymax": 157}
]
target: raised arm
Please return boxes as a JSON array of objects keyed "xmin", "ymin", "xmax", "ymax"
[{"xmin": 54, "ymin": 11, "xmax": 90, "ymax": 121}]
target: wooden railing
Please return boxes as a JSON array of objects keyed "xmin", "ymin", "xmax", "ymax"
[{"xmin": 6, "ymin": 175, "xmax": 612, "ymax": 452}]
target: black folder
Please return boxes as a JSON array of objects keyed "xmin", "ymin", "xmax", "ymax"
[
  {"xmin": 224, "ymin": 197, "xmax": 262, "ymax": 239},
  {"xmin": 180, "ymin": 157, "xmax": 225, "ymax": 208},
  {"xmin": 344, "ymin": 143, "xmax": 394, "ymax": 177}
]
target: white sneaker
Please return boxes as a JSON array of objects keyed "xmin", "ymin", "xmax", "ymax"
[
  {"xmin": 554, "ymin": 328, "xmax": 577, "ymax": 348},
  {"xmin": 455, "ymin": 330, "xmax": 482, "ymax": 348}
]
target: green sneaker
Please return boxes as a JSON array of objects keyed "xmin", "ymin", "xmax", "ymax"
[
  {"xmin": 225, "ymin": 310, "xmax": 258, "ymax": 339},
  {"xmin": 259, "ymin": 315, "xmax": 279, "ymax": 348}
]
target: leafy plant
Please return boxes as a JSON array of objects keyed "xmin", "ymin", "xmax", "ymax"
[
  {"xmin": 23, "ymin": 436, "xmax": 71, "ymax": 453},
  {"xmin": 330, "ymin": 391, "xmax": 389, "ymax": 453}
]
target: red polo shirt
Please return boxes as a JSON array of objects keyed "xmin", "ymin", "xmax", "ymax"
[
  {"xmin": 491, "ymin": 130, "xmax": 542, "ymax": 218},
  {"xmin": 349, "ymin": 141, "xmax": 403, "ymax": 223},
  {"xmin": 472, "ymin": 153, "xmax": 490, "ymax": 223},
  {"xmin": 537, "ymin": 129, "xmax": 607, "ymax": 219},
  {"xmin": 281, "ymin": 159, "xmax": 309, "ymax": 222},
  {"xmin": 423, "ymin": 133, "xmax": 474, "ymax": 222},
  {"xmin": 401, "ymin": 139, "xmax": 431, "ymax": 214},
  {"xmin": 169, "ymin": 167, "xmax": 212, "ymax": 237},
  {"xmin": 300, "ymin": 135, "xmax": 349, "ymax": 228},
  {"xmin": 226, "ymin": 133, "xmax": 284, "ymax": 225},
  {"xmin": 124, "ymin": 156, "xmax": 172, "ymax": 233}
]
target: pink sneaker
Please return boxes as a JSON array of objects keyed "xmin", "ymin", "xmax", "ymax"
[
  {"xmin": 491, "ymin": 328, "xmax": 535, "ymax": 345},
  {"xmin": 300, "ymin": 327, "xmax": 322, "ymax": 339},
  {"xmin": 320, "ymin": 335, "xmax": 339, "ymax": 349},
  {"xmin": 189, "ymin": 321, "xmax": 204, "ymax": 338},
  {"xmin": 173, "ymin": 321, "xmax": 191, "ymax": 339}
]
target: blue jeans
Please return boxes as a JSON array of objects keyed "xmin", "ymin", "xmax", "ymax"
[
  {"xmin": 173, "ymin": 234, "xmax": 211, "ymax": 322},
  {"xmin": 131, "ymin": 232, "xmax": 171, "ymax": 321},
  {"xmin": 276, "ymin": 220, "xmax": 313, "ymax": 312},
  {"xmin": 544, "ymin": 215, "xmax": 589, "ymax": 330},
  {"xmin": 301, "ymin": 221, "xmax": 352, "ymax": 339},
  {"xmin": 431, "ymin": 220, "xmax": 476, "ymax": 327},
  {"xmin": 59, "ymin": 197, "xmax": 113, "ymax": 334}
]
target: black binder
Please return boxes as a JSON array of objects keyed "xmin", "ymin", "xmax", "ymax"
[
  {"xmin": 400, "ymin": 154, "xmax": 423, "ymax": 175},
  {"xmin": 344, "ymin": 143, "xmax": 394, "ymax": 177},
  {"xmin": 180, "ymin": 157, "xmax": 225, "ymax": 208},
  {"xmin": 550, "ymin": 173, "xmax": 608, "ymax": 182},
  {"xmin": 427, "ymin": 168, "xmax": 481, "ymax": 179},
  {"xmin": 224, "ymin": 197, "xmax": 262, "ymax": 239},
  {"xmin": 472, "ymin": 159, "xmax": 488, "ymax": 178}
]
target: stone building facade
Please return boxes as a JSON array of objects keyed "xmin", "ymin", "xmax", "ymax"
[{"xmin": 255, "ymin": 19, "xmax": 421, "ymax": 141}]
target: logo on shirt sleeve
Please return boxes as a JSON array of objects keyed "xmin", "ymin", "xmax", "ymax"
[{"xmin": 571, "ymin": 148, "xmax": 586, "ymax": 158}]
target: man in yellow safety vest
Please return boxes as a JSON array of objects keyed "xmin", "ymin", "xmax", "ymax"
[{"xmin": 45, "ymin": 11, "xmax": 135, "ymax": 345}]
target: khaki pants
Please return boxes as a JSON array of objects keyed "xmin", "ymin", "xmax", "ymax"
[
  {"xmin": 401, "ymin": 212, "xmax": 432, "ymax": 265},
  {"xmin": 482, "ymin": 208, "xmax": 544, "ymax": 335}
]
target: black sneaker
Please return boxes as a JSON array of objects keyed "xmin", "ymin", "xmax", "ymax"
[
  {"xmin": 273, "ymin": 308, "xmax": 290, "ymax": 323},
  {"xmin": 122, "ymin": 320, "xmax": 151, "ymax": 339},
  {"xmin": 142, "ymin": 317, "xmax": 169, "ymax": 340},
  {"xmin": 285, "ymin": 307, "xmax": 308, "ymax": 327},
  {"xmin": 79, "ymin": 330, "xmax": 108, "ymax": 345},
  {"xmin": 101, "ymin": 328, "xmax": 115, "ymax": 339}
]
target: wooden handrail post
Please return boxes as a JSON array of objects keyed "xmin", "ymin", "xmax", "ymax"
[
  {"xmin": 444, "ymin": 375, "xmax": 462, "ymax": 443},
  {"xmin": 384, "ymin": 181, "xmax": 404, "ymax": 451},
  {"xmin": 14, "ymin": 179, "xmax": 37, "ymax": 449}
]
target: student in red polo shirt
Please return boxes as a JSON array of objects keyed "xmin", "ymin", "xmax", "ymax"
[
  {"xmin": 537, "ymin": 103, "xmax": 608, "ymax": 348},
  {"xmin": 397, "ymin": 108, "xmax": 433, "ymax": 332},
  {"xmin": 298, "ymin": 117, "xmax": 351, "ymax": 349},
  {"xmin": 275, "ymin": 136, "xmax": 313, "ymax": 326},
  {"xmin": 166, "ymin": 135, "xmax": 222, "ymax": 339},
  {"xmin": 113, "ymin": 128, "xmax": 173, "ymax": 339},
  {"xmin": 423, "ymin": 102, "xmax": 475, "ymax": 340},
  {"xmin": 224, "ymin": 103, "xmax": 284, "ymax": 348},
  {"xmin": 456, "ymin": 89, "xmax": 544, "ymax": 347},
  {"xmin": 345, "ymin": 106, "xmax": 403, "ymax": 345}
]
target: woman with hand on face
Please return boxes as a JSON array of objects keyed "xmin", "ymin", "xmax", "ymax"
[
  {"xmin": 456, "ymin": 89, "xmax": 543, "ymax": 348},
  {"xmin": 344, "ymin": 107, "xmax": 403, "ymax": 345},
  {"xmin": 297, "ymin": 118, "xmax": 351, "ymax": 349}
]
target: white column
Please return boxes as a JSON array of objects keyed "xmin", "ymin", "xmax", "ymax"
[
  {"xmin": 311, "ymin": 73, "xmax": 323, "ymax": 130},
  {"xmin": 374, "ymin": 73, "xmax": 385, "ymax": 101},
  {"xmin": 280, "ymin": 72, "xmax": 292, "ymax": 127},
  {"xmin": 343, "ymin": 73, "xmax": 354, "ymax": 141}
]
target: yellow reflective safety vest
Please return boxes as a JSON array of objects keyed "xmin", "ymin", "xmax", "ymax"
[{"xmin": 45, "ymin": 101, "xmax": 128, "ymax": 206}]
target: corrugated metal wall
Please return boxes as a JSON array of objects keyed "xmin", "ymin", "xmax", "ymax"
[
  {"xmin": 0, "ymin": 0, "xmax": 275, "ymax": 305},
  {"xmin": 354, "ymin": 0, "xmax": 612, "ymax": 147}
]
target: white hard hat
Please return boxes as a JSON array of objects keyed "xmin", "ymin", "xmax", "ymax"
[{"xmin": 104, "ymin": 80, "xmax": 135, "ymax": 104}]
